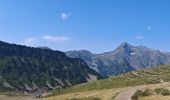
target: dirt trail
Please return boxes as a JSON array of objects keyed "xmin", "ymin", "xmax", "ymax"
[{"xmin": 115, "ymin": 86, "xmax": 144, "ymax": 100}]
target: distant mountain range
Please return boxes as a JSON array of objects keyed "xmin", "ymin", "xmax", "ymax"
[
  {"xmin": 0, "ymin": 41, "xmax": 102, "ymax": 92},
  {"xmin": 1, "ymin": 40, "xmax": 170, "ymax": 93},
  {"xmin": 66, "ymin": 42, "xmax": 170, "ymax": 77}
]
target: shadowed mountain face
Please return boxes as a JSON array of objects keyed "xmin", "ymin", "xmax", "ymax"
[
  {"xmin": 0, "ymin": 41, "xmax": 102, "ymax": 92},
  {"xmin": 66, "ymin": 42, "xmax": 170, "ymax": 77}
]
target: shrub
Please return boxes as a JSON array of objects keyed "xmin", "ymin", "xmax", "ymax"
[
  {"xmin": 155, "ymin": 88, "xmax": 170, "ymax": 96},
  {"xmin": 142, "ymin": 89, "xmax": 152, "ymax": 96},
  {"xmin": 131, "ymin": 90, "xmax": 143, "ymax": 100},
  {"xmin": 132, "ymin": 89, "xmax": 153, "ymax": 100},
  {"xmin": 155, "ymin": 88, "xmax": 163, "ymax": 94}
]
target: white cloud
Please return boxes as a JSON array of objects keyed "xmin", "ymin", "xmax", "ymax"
[
  {"xmin": 42, "ymin": 35, "xmax": 70, "ymax": 43},
  {"xmin": 23, "ymin": 35, "xmax": 70, "ymax": 47},
  {"xmin": 24, "ymin": 37, "xmax": 36, "ymax": 46},
  {"xmin": 134, "ymin": 36, "xmax": 144, "ymax": 39},
  {"xmin": 60, "ymin": 13, "xmax": 71, "ymax": 20}
]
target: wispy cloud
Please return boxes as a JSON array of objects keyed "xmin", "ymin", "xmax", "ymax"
[
  {"xmin": 24, "ymin": 37, "xmax": 36, "ymax": 46},
  {"xmin": 60, "ymin": 13, "xmax": 72, "ymax": 20},
  {"xmin": 41, "ymin": 35, "xmax": 70, "ymax": 43},
  {"xmin": 23, "ymin": 35, "xmax": 70, "ymax": 47},
  {"xmin": 134, "ymin": 36, "xmax": 144, "ymax": 39},
  {"xmin": 146, "ymin": 25, "xmax": 152, "ymax": 31}
]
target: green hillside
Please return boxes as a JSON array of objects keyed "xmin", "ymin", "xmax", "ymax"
[
  {"xmin": 0, "ymin": 41, "xmax": 102, "ymax": 92},
  {"xmin": 52, "ymin": 64, "xmax": 170, "ymax": 96}
]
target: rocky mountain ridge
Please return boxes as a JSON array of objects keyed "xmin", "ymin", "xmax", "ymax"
[
  {"xmin": 0, "ymin": 41, "xmax": 102, "ymax": 92},
  {"xmin": 66, "ymin": 42, "xmax": 170, "ymax": 77}
]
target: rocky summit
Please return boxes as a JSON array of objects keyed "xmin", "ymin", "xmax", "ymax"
[{"xmin": 66, "ymin": 42, "xmax": 170, "ymax": 77}]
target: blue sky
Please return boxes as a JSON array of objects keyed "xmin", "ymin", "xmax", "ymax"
[{"xmin": 0, "ymin": 0, "xmax": 170, "ymax": 53}]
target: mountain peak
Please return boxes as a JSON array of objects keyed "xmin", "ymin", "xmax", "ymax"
[{"xmin": 118, "ymin": 42, "xmax": 134, "ymax": 49}]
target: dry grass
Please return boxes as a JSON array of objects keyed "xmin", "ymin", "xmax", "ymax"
[
  {"xmin": 2, "ymin": 64, "xmax": 170, "ymax": 100},
  {"xmin": 0, "ymin": 88, "xmax": 126, "ymax": 100},
  {"xmin": 1, "ymin": 83, "xmax": 170, "ymax": 100},
  {"xmin": 43, "ymin": 88, "xmax": 125, "ymax": 100},
  {"xmin": 42, "ymin": 82, "xmax": 170, "ymax": 100},
  {"xmin": 0, "ymin": 95, "xmax": 35, "ymax": 100},
  {"xmin": 140, "ymin": 95, "xmax": 170, "ymax": 100},
  {"xmin": 138, "ymin": 82, "xmax": 170, "ymax": 100}
]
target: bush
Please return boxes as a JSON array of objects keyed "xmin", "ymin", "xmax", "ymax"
[
  {"xmin": 155, "ymin": 88, "xmax": 170, "ymax": 96},
  {"xmin": 131, "ymin": 90, "xmax": 143, "ymax": 100},
  {"xmin": 132, "ymin": 89, "xmax": 153, "ymax": 100},
  {"xmin": 142, "ymin": 89, "xmax": 152, "ymax": 96}
]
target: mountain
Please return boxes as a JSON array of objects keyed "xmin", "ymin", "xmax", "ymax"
[
  {"xmin": 37, "ymin": 46, "xmax": 52, "ymax": 50},
  {"xmin": 54, "ymin": 64, "xmax": 170, "ymax": 96},
  {"xmin": 0, "ymin": 41, "xmax": 102, "ymax": 92},
  {"xmin": 165, "ymin": 52, "xmax": 170, "ymax": 63},
  {"xmin": 65, "ymin": 42, "xmax": 170, "ymax": 77}
]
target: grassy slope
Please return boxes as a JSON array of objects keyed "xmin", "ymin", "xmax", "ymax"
[
  {"xmin": 1, "ymin": 64, "xmax": 170, "ymax": 100},
  {"xmin": 46, "ymin": 88, "xmax": 125, "ymax": 100},
  {"xmin": 52, "ymin": 64, "xmax": 170, "ymax": 96},
  {"xmin": 138, "ymin": 82, "xmax": 170, "ymax": 100}
]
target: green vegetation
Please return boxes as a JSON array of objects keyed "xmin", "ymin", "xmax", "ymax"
[
  {"xmin": 142, "ymin": 89, "xmax": 153, "ymax": 96},
  {"xmin": 132, "ymin": 88, "xmax": 170, "ymax": 100},
  {"xmin": 131, "ymin": 90, "xmax": 143, "ymax": 100},
  {"xmin": 0, "ymin": 41, "xmax": 102, "ymax": 91},
  {"xmin": 0, "ymin": 91, "xmax": 28, "ymax": 97},
  {"xmin": 52, "ymin": 64, "xmax": 170, "ymax": 96},
  {"xmin": 131, "ymin": 89, "xmax": 152, "ymax": 100},
  {"xmin": 155, "ymin": 88, "xmax": 170, "ymax": 96},
  {"xmin": 52, "ymin": 76, "xmax": 155, "ymax": 96}
]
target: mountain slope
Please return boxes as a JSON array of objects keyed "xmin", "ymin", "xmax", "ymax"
[
  {"xmin": 53, "ymin": 64, "xmax": 170, "ymax": 96},
  {"xmin": 66, "ymin": 42, "xmax": 170, "ymax": 77},
  {"xmin": 0, "ymin": 41, "xmax": 102, "ymax": 92}
]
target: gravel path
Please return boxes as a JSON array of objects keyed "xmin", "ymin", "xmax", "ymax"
[{"xmin": 115, "ymin": 86, "xmax": 144, "ymax": 100}]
